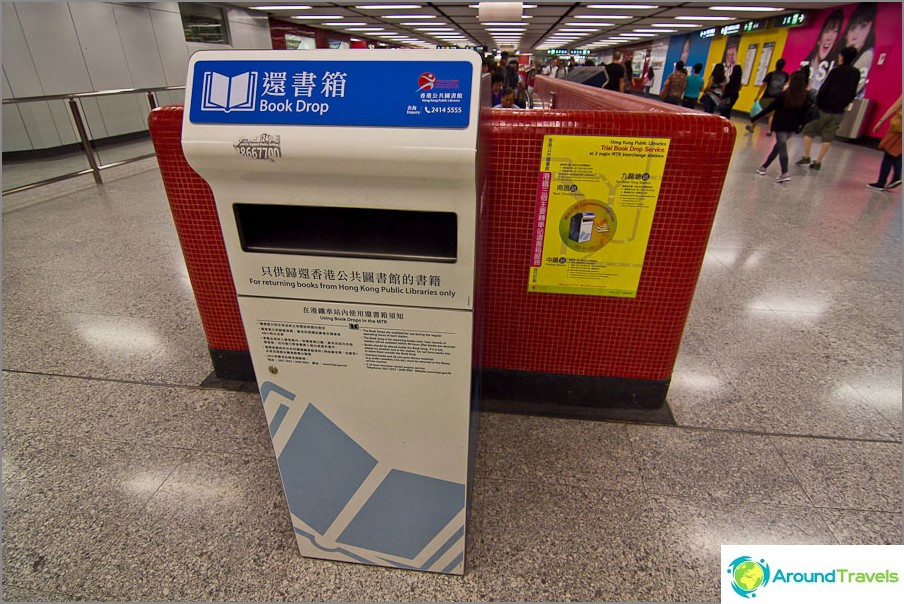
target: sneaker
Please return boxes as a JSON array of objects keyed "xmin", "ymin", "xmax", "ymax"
[
  {"xmin": 886, "ymin": 179, "xmax": 902, "ymax": 190},
  {"xmin": 866, "ymin": 182, "xmax": 885, "ymax": 191},
  {"xmin": 756, "ymin": 166, "xmax": 767, "ymax": 176},
  {"xmin": 795, "ymin": 156, "xmax": 811, "ymax": 165},
  {"xmin": 809, "ymin": 162, "xmax": 821, "ymax": 170},
  {"xmin": 745, "ymin": 124, "xmax": 755, "ymax": 133},
  {"xmin": 776, "ymin": 173, "xmax": 791, "ymax": 183}
]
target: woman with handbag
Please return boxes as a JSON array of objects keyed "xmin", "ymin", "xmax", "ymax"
[
  {"xmin": 749, "ymin": 70, "xmax": 813, "ymax": 183},
  {"xmin": 867, "ymin": 95, "xmax": 902, "ymax": 191},
  {"xmin": 701, "ymin": 64, "xmax": 726, "ymax": 114},
  {"xmin": 659, "ymin": 61, "xmax": 687, "ymax": 105}
]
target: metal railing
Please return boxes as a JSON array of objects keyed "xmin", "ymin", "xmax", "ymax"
[{"xmin": 2, "ymin": 85, "xmax": 185, "ymax": 195}]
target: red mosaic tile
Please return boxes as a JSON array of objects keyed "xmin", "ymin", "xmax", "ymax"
[
  {"xmin": 477, "ymin": 77, "xmax": 736, "ymax": 381},
  {"xmin": 149, "ymin": 83, "xmax": 735, "ymax": 382},
  {"xmin": 148, "ymin": 107, "xmax": 248, "ymax": 352}
]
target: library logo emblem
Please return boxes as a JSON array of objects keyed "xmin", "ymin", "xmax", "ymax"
[
  {"xmin": 417, "ymin": 72, "xmax": 437, "ymax": 91},
  {"xmin": 202, "ymin": 71, "xmax": 258, "ymax": 112},
  {"xmin": 727, "ymin": 556, "xmax": 771, "ymax": 598}
]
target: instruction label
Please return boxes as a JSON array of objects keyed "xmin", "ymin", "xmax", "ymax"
[
  {"xmin": 256, "ymin": 306, "xmax": 457, "ymax": 375},
  {"xmin": 529, "ymin": 135, "xmax": 670, "ymax": 297}
]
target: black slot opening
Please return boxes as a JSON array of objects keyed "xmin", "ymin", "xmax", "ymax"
[{"xmin": 234, "ymin": 203, "xmax": 458, "ymax": 263}]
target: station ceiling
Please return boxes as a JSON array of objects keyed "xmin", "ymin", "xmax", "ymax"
[{"xmin": 228, "ymin": 1, "xmax": 849, "ymax": 52}]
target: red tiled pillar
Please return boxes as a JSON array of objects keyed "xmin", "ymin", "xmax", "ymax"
[{"xmin": 148, "ymin": 106, "xmax": 253, "ymax": 381}]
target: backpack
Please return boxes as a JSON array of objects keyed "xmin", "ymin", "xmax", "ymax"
[{"xmin": 766, "ymin": 71, "xmax": 788, "ymax": 97}]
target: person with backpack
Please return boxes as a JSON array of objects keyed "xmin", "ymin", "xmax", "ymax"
[
  {"xmin": 659, "ymin": 61, "xmax": 687, "ymax": 105},
  {"xmin": 746, "ymin": 58, "xmax": 789, "ymax": 135},
  {"xmin": 749, "ymin": 70, "xmax": 814, "ymax": 183},
  {"xmin": 719, "ymin": 65, "xmax": 743, "ymax": 118},
  {"xmin": 701, "ymin": 64, "xmax": 726, "ymax": 114}
]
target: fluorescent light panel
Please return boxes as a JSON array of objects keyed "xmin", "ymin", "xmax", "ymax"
[
  {"xmin": 325, "ymin": 22, "xmax": 366, "ymax": 26},
  {"xmin": 566, "ymin": 22, "xmax": 615, "ymax": 27},
  {"xmin": 356, "ymin": 4, "xmax": 422, "ymax": 9},
  {"xmin": 652, "ymin": 22, "xmax": 701, "ymax": 28},
  {"xmin": 709, "ymin": 6, "xmax": 781, "ymax": 11},
  {"xmin": 675, "ymin": 16, "xmax": 735, "ymax": 21},
  {"xmin": 587, "ymin": 4, "xmax": 658, "ymax": 9},
  {"xmin": 291, "ymin": 15, "xmax": 344, "ymax": 20},
  {"xmin": 252, "ymin": 5, "xmax": 311, "ymax": 10},
  {"xmin": 574, "ymin": 15, "xmax": 631, "ymax": 19},
  {"xmin": 382, "ymin": 15, "xmax": 435, "ymax": 19}
]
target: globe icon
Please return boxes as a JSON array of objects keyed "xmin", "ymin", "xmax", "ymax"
[{"xmin": 733, "ymin": 560, "xmax": 765, "ymax": 592}]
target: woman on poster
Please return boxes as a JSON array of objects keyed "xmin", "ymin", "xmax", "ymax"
[
  {"xmin": 804, "ymin": 9, "xmax": 844, "ymax": 94},
  {"xmin": 840, "ymin": 3, "xmax": 876, "ymax": 98}
]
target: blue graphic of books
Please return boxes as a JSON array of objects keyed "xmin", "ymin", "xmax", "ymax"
[
  {"xmin": 275, "ymin": 401, "xmax": 465, "ymax": 563},
  {"xmin": 338, "ymin": 469, "xmax": 465, "ymax": 559},
  {"xmin": 277, "ymin": 404, "xmax": 377, "ymax": 534}
]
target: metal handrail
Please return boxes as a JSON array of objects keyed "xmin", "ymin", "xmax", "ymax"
[{"xmin": 2, "ymin": 85, "xmax": 186, "ymax": 196}]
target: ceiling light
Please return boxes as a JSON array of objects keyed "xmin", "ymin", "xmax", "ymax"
[
  {"xmin": 566, "ymin": 22, "xmax": 615, "ymax": 27},
  {"xmin": 652, "ymin": 22, "xmax": 701, "ymax": 28},
  {"xmin": 382, "ymin": 15, "xmax": 435, "ymax": 19},
  {"xmin": 252, "ymin": 5, "xmax": 311, "ymax": 10},
  {"xmin": 675, "ymin": 16, "xmax": 735, "ymax": 21},
  {"xmin": 325, "ymin": 22, "xmax": 365, "ymax": 26},
  {"xmin": 630, "ymin": 33, "xmax": 656, "ymax": 37},
  {"xmin": 401, "ymin": 21, "xmax": 445, "ymax": 25},
  {"xmin": 709, "ymin": 6, "xmax": 781, "ymax": 11},
  {"xmin": 469, "ymin": 2, "xmax": 534, "ymax": 7},
  {"xmin": 557, "ymin": 29, "xmax": 598, "ymax": 33},
  {"xmin": 482, "ymin": 21, "xmax": 531, "ymax": 26},
  {"xmin": 291, "ymin": 15, "xmax": 344, "ymax": 20},
  {"xmin": 416, "ymin": 27, "xmax": 456, "ymax": 31},
  {"xmin": 634, "ymin": 29, "xmax": 666, "ymax": 33},
  {"xmin": 574, "ymin": 14, "xmax": 631, "ymax": 19},
  {"xmin": 587, "ymin": 4, "xmax": 658, "ymax": 9},
  {"xmin": 345, "ymin": 27, "xmax": 385, "ymax": 31},
  {"xmin": 356, "ymin": 4, "xmax": 422, "ymax": 8}
]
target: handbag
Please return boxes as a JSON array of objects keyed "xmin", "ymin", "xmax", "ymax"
[
  {"xmin": 750, "ymin": 100, "xmax": 763, "ymax": 118},
  {"xmin": 890, "ymin": 111, "xmax": 902, "ymax": 133}
]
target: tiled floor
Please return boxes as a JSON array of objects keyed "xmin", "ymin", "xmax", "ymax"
[{"xmin": 2, "ymin": 118, "xmax": 901, "ymax": 602}]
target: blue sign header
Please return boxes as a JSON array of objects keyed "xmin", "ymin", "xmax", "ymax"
[{"xmin": 189, "ymin": 60, "xmax": 473, "ymax": 129}]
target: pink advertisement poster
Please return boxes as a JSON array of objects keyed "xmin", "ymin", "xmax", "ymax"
[{"xmin": 782, "ymin": 2, "xmax": 901, "ymax": 137}]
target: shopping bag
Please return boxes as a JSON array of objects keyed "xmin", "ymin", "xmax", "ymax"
[{"xmin": 749, "ymin": 100, "xmax": 763, "ymax": 118}]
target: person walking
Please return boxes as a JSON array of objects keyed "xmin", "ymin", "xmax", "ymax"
[
  {"xmin": 747, "ymin": 58, "xmax": 789, "ymax": 135},
  {"xmin": 867, "ymin": 95, "xmax": 902, "ymax": 191},
  {"xmin": 643, "ymin": 65, "xmax": 655, "ymax": 97},
  {"xmin": 604, "ymin": 51, "xmax": 626, "ymax": 92},
  {"xmin": 749, "ymin": 70, "xmax": 814, "ymax": 183},
  {"xmin": 682, "ymin": 63, "xmax": 704, "ymax": 109},
  {"xmin": 659, "ymin": 61, "xmax": 687, "ymax": 105},
  {"xmin": 795, "ymin": 46, "xmax": 861, "ymax": 171},
  {"xmin": 719, "ymin": 65, "xmax": 743, "ymax": 118},
  {"xmin": 701, "ymin": 64, "xmax": 726, "ymax": 114}
]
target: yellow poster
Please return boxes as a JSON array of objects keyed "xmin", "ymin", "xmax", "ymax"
[{"xmin": 529, "ymin": 135, "xmax": 670, "ymax": 297}]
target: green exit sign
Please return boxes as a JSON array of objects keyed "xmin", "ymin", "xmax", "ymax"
[
  {"xmin": 743, "ymin": 18, "xmax": 767, "ymax": 32},
  {"xmin": 777, "ymin": 11, "xmax": 807, "ymax": 27}
]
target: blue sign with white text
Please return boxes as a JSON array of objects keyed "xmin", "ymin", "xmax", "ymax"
[{"xmin": 189, "ymin": 60, "xmax": 473, "ymax": 128}]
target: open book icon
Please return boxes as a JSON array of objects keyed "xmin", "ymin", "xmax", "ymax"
[{"xmin": 201, "ymin": 71, "xmax": 258, "ymax": 112}]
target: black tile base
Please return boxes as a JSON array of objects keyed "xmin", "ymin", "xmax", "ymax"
[{"xmin": 479, "ymin": 368, "xmax": 676, "ymax": 424}]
